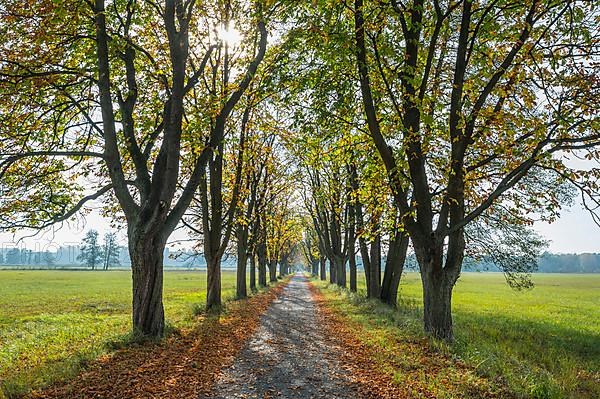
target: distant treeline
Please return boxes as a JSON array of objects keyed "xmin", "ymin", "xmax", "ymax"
[
  {"xmin": 2, "ymin": 247, "xmax": 599, "ymax": 273},
  {"xmin": 0, "ymin": 246, "xmax": 236, "ymax": 269},
  {"xmin": 460, "ymin": 252, "xmax": 600, "ymax": 274},
  {"xmin": 536, "ymin": 253, "xmax": 600, "ymax": 273}
]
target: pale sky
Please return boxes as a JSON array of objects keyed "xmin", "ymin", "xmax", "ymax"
[{"xmin": 1, "ymin": 198, "xmax": 599, "ymax": 254}]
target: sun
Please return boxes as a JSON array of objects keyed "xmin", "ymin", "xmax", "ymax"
[{"xmin": 217, "ymin": 26, "xmax": 242, "ymax": 47}]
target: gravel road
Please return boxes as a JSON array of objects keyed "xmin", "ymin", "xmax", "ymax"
[{"xmin": 205, "ymin": 273, "xmax": 363, "ymax": 399}]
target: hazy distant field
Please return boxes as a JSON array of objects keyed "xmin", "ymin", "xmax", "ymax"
[
  {"xmin": 322, "ymin": 272, "xmax": 600, "ymax": 399},
  {"xmin": 0, "ymin": 270, "xmax": 240, "ymax": 398}
]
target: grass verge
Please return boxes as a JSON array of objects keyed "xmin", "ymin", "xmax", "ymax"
[
  {"xmin": 310, "ymin": 273, "xmax": 600, "ymax": 399},
  {"xmin": 0, "ymin": 270, "xmax": 285, "ymax": 399}
]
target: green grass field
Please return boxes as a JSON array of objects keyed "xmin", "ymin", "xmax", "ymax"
[
  {"xmin": 0, "ymin": 270, "xmax": 240, "ymax": 399},
  {"xmin": 315, "ymin": 272, "xmax": 600, "ymax": 399}
]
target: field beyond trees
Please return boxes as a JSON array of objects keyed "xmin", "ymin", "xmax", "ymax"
[
  {"xmin": 0, "ymin": 270, "xmax": 242, "ymax": 398},
  {"xmin": 312, "ymin": 273, "xmax": 600, "ymax": 399},
  {"xmin": 1, "ymin": 271, "xmax": 598, "ymax": 399}
]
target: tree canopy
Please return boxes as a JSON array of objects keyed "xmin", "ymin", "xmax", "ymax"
[{"xmin": 0, "ymin": 0, "xmax": 598, "ymax": 341}]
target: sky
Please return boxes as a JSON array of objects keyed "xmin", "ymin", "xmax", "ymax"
[{"xmin": 1, "ymin": 197, "xmax": 599, "ymax": 255}]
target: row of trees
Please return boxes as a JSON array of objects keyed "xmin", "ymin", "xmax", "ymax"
[
  {"xmin": 1, "ymin": 0, "xmax": 598, "ymax": 343},
  {"xmin": 0, "ymin": 0, "xmax": 304, "ymax": 337},
  {"xmin": 290, "ymin": 0, "xmax": 598, "ymax": 341},
  {"xmin": 77, "ymin": 230, "xmax": 121, "ymax": 270},
  {"xmin": 0, "ymin": 248, "xmax": 56, "ymax": 266}
]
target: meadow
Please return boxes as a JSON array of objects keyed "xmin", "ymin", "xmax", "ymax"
[
  {"xmin": 314, "ymin": 272, "xmax": 600, "ymax": 399},
  {"xmin": 0, "ymin": 270, "xmax": 240, "ymax": 399}
]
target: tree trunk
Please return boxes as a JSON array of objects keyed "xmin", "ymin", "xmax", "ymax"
[
  {"xmin": 130, "ymin": 235, "xmax": 165, "ymax": 337},
  {"xmin": 319, "ymin": 256, "xmax": 326, "ymax": 281},
  {"xmin": 348, "ymin": 238, "xmax": 357, "ymax": 292},
  {"xmin": 334, "ymin": 256, "xmax": 346, "ymax": 288},
  {"xmin": 421, "ymin": 269, "xmax": 454, "ymax": 341},
  {"xmin": 359, "ymin": 237, "xmax": 371, "ymax": 296},
  {"xmin": 279, "ymin": 261, "xmax": 286, "ymax": 277},
  {"xmin": 206, "ymin": 255, "xmax": 221, "ymax": 310},
  {"xmin": 268, "ymin": 259, "xmax": 277, "ymax": 282},
  {"xmin": 312, "ymin": 259, "xmax": 319, "ymax": 276},
  {"xmin": 328, "ymin": 257, "xmax": 336, "ymax": 284},
  {"xmin": 380, "ymin": 232, "xmax": 409, "ymax": 306},
  {"xmin": 258, "ymin": 245, "xmax": 268, "ymax": 286},
  {"xmin": 414, "ymin": 237, "xmax": 461, "ymax": 342},
  {"xmin": 236, "ymin": 234, "xmax": 248, "ymax": 299},
  {"xmin": 368, "ymin": 235, "xmax": 381, "ymax": 298},
  {"xmin": 349, "ymin": 251, "xmax": 357, "ymax": 292},
  {"xmin": 249, "ymin": 253, "xmax": 257, "ymax": 291}
]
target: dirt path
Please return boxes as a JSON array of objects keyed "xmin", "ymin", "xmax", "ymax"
[{"xmin": 205, "ymin": 273, "xmax": 363, "ymax": 399}]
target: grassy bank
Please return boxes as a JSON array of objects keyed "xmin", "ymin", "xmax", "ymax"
[
  {"xmin": 0, "ymin": 270, "xmax": 247, "ymax": 398},
  {"xmin": 312, "ymin": 273, "xmax": 600, "ymax": 399}
]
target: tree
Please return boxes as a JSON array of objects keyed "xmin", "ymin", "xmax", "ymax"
[
  {"xmin": 1, "ymin": 0, "xmax": 273, "ymax": 337},
  {"xmin": 43, "ymin": 251, "xmax": 56, "ymax": 268},
  {"xmin": 102, "ymin": 232, "xmax": 121, "ymax": 270},
  {"xmin": 350, "ymin": 0, "xmax": 599, "ymax": 340},
  {"xmin": 5, "ymin": 248, "xmax": 20, "ymax": 265},
  {"xmin": 301, "ymin": 222, "xmax": 321, "ymax": 276},
  {"xmin": 78, "ymin": 230, "xmax": 103, "ymax": 270}
]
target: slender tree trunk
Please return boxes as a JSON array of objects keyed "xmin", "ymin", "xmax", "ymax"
[
  {"xmin": 359, "ymin": 237, "xmax": 371, "ymax": 296},
  {"xmin": 348, "ymin": 208, "xmax": 357, "ymax": 292},
  {"xmin": 258, "ymin": 245, "xmax": 268, "ymax": 286},
  {"xmin": 311, "ymin": 259, "xmax": 319, "ymax": 276},
  {"xmin": 319, "ymin": 256, "xmax": 326, "ymax": 281},
  {"xmin": 130, "ymin": 235, "xmax": 165, "ymax": 337},
  {"xmin": 329, "ymin": 257, "xmax": 335, "ymax": 284},
  {"xmin": 349, "ymin": 250, "xmax": 357, "ymax": 292},
  {"xmin": 236, "ymin": 231, "xmax": 248, "ymax": 299},
  {"xmin": 279, "ymin": 261, "xmax": 286, "ymax": 277},
  {"xmin": 206, "ymin": 255, "xmax": 222, "ymax": 310},
  {"xmin": 380, "ymin": 232, "xmax": 409, "ymax": 306},
  {"xmin": 268, "ymin": 259, "xmax": 277, "ymax": 282},
  {"xmin": 249, "ymin": 253, "xmax": 257, "ymax": 291},
  {"xmin": 367, "ymin": 235, "xmax": 381, "ymax": 298}
]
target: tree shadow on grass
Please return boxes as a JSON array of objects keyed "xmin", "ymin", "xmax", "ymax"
[
  {"xmin": 452, "ymin": 310, "xmax": 600, "ymax": 399},
  {"xmin": 317, "ymin": 284, "xmax": 599, "ymax": 399},
  {"xmin": 25, "ymin": 284, "xmax": 285, "ymax": 399}
]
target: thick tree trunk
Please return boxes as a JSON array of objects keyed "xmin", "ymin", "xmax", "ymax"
[
  {"xmin": 334, "ymin": 255, "xmax": 346, "ymax": 288},
  {"xmin": 130, "ymin": 235, "xmax": 165, "ymax": 337},
  {"xmin": 258, "ymin": 260, "xmax": 267, "ymax": 286},
  {"xmin": 328, "ymin": 257, "xmax": 336, "ymax": 284},
  {"xmin": 236, "ymin": 237, "xmax": 248, "ymax": 299},
  {"xmin": 249, "ymin": 253, "xmax": 257, "ymax": 291},
  {"xmin": 380, "ymin": 232, "xmax": 409, "ymax": 306},
  {"xmin": 206, "ymin": 255, "xmax": 222, "ymax": 310},
  {"xmin": 421, "ymin": 269, "xmax": 454, "ymax": 341},
  {"xmin": 414, "ymin": 237, "xmax": 461, "ymax": 341},
  {"xmin": 319, "ymin": 256, "xmax": 326, "ymax": 281},
  {"xmin": 268, "ymin": 259, "xmax": 277, "ymax": 282}
]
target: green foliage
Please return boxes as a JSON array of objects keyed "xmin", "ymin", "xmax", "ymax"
[{"xmin": 76, "ymin": 230, "xmax": 103, "ymax": 270}]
